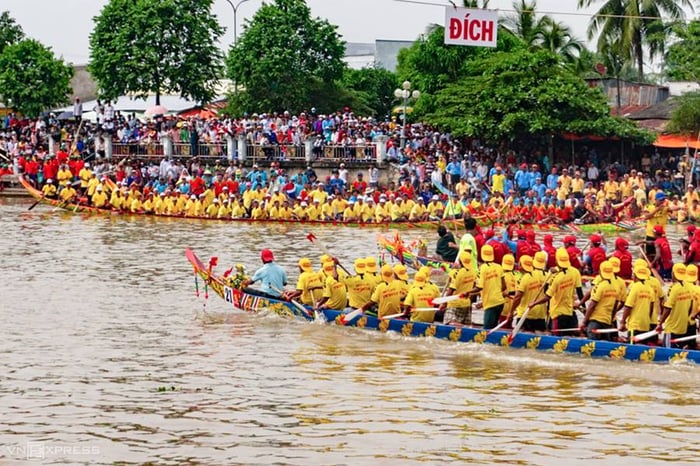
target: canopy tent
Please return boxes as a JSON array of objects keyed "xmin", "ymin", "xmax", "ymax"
[
  {"xmin": 178, "ymin": 107, "xmax": 218, "ymax": 119},
  {"xmin": 653, "ymin": 134, "xmax": 700, "ymax": 149}
]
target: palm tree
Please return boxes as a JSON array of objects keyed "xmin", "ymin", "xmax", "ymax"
[
  {"xmin": 538, "ymin": 16, "xmax": 584, "ymax": 63},
  {"xmin": 578, "ymin": 0, "xmax": 693, "ymax": 81},
  {"xmin": 502, "ymin": 0, "xmax": 546, "ymax": 48}
]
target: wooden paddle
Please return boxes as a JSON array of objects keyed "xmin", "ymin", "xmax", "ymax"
[
  {"xmin": 27, "ymin": 195, "xmax": 45, "ymax": 211},
  {"xmin": 271, "ymin": 285, "xmax": 313, "ymax": 319},
  {"xmin": 633, "ymin": 329, "xmax": 659, "ymax": 343},
  {"xmin": 487, "ymin": 318, "xmax": 509, "ymax": 335},
  {"xmin": 638, "ymin": 245, "xmax": 665, "ymax": 284},
  {"xmin": 305, "ymin": 232, "xmax": 352, "ymax": 276},
  {"xmin": 509, "ymin": 269, "xmax": 555, "ymax": 342},
  {"xmin": 669, "ymin": 334, "xmax": 700, "ymax": 344}
]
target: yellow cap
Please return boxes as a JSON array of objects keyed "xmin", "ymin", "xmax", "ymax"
[
  {"xmin": 633, "ymin": 258, "xmax": 647, "ymax": 269},
  {"xmin": 380, "ymin": 264, "xmax": 394, "ymax": 282},
  {"xmin": 418, "ymin": 266, "xmax": 432, "ymax": 277},
  {"xmin": 481, "ymin": 244, "xmax": 494, "ymax": 262},
  {"xmin": 299, "ymin": 257, "xmax": 313, "ymax": 272},
  {"xmin": 414, "ymin": 272, "xmax": 427, "ymax": 283},
  {"xmin": 555, "ymin": 248, "xmax": 570, "ymax": 268},
  {"xmin": 609, "ymin": 256, "xmax": 621, "ymax": 273},
  {"xmin": 533, "ymin": 251, "xmax": 547, "ymax": 270},
  {"xmin": 354, "ymin": 258, "xmax": 366, "ymax": 274},
  {"xmin": 323, "ymin": 261, "xmax": 336, "ymax": 273},
  {"xmin": 502, "ymin": 254, "xmax": 515, "ymax": 271},
  {"xmin": 686, "ymin": 264, "xmax": 698, "ymax": 283},
  {"xmin": 520, "ymin": 255, "xmax": 533, "ymax": 272},
  {"xmin": 393, "ymin": 263, "xmax": 409, "ymax": 281},
  {"xmin": 320, "ymin": 254, "xmax": 331, "ymax": 263},
  {"xmin": 633, "ymin": 264, "xmax": 650, "ymax": 280},
  {"xmin": 365, "ymin": 256, "xmax": 378, "ymax": 273},
  {"xmin": 459, "ymin": 250, "xmax": 472, "ymax": 266},
  {"xmin": 673, "ymin": 263, "xmax": 687, "ymax": 281},
  {"xmin": 599, "ymin": 260, "xmax": 614, "ymax": 280}
]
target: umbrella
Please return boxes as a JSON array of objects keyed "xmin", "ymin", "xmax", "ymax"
[
  {"xmin": 145, "ymin": 105, "xmax": 168, "ymax": 116},
  {"xmin": 57, "ymin": 111, "xmax": 74, "ymax": 120}
]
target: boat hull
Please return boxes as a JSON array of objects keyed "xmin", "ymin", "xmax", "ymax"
[{"xmin": 185, "ymin": 248, "xmax": 700, "ymax": 365}]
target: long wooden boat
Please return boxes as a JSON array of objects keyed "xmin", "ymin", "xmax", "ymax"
[
  {"xmin": 185, "ymin": 248, "xmax": 700, "ymax": 365},
  {"xmin": 19, "ymin": 175, "xmax": 436, "ymax": 230}
]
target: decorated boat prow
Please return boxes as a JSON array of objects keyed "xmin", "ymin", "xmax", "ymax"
[{"xmin": 185, "ymin": 249, "xmax": 700, "ymax": 365}]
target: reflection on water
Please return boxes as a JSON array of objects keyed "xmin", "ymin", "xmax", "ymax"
[{"xmin": 1, "ymin": 198, "xmax": 700, "ymax": 465}]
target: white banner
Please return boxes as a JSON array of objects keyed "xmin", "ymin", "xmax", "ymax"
[{"xmin": 444, "ymin": 7, "xmax": 498, "ymax": 48}]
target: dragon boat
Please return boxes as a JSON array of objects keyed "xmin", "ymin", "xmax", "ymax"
[
  {"xmin": 185, "ymin": 248, "xmax": 700, "ymax": 365},
  {"xmin": 19, "ymin": 176, "xmax": 436, "ymax": 230}
]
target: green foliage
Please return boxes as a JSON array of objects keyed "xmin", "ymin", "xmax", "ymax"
[
  {"xmin": 226, "ymin": 0, "xmax": 345, "ymax": 113},
  {"xmin": 668, "ymin": 93, "xmax": 700, "ymax": 134},
  {"xmin": 579, "ymin": 0, "xmax": 693, "ymax": 80},
  {"xmin": 425, "ymin": 48, "xmax": 652, "ymax": 143},
  {"xmin": 0, "ymin": 11, "xmax": 24, "ymax": 54},
  {"xmin": 0, "ymin": 39, "xmax": 73, "ymax": 117},
  {"xmin": 341, "ymin": 67, "xmax": 397, "ymax": 118},
  {"xmin": 89, "ymin": 0, "xmax": 224, "ymax": 105},
  {"xmin": 666, "ymin": 20, "xmax": 700, "ymax": 83}
]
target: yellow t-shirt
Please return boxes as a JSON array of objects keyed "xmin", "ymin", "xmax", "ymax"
[
  {"xmin": 42, "ymin": 184, "xmax": 57, "ymax": 197},
  {"xmin": 477, "ymin": 263, "xmax": 505, "ymax": 309},
  {"xmin": 501, "ymin": 271, "xmax": 518, "ymax": 317},
  {"xmin": 296, "ymin": 271, "xmax": 324, "ymax": 306},
  {"xmin": 546, "ymin": 267, "xmax": 582, "ymax": 319},
  {"xmin": 322, "ymin": 275, "xmax": 348, "ymax": 310},
  {"xmin": 663, "ymin": 283, "xmax": 693, "ymax": 334},
  {"xmin": 448, "ymin": 267, "xmax": 477, "ymax": 308},
  {"xmin": 571, "ymin": 177, "xmax": 584, "ymax": 194},
  {"xmin": 404, "ymin": 284, "xmax": 440, "ymax": 322},
  {"xmin": 624, "ymin": 280, "xmax": 654, "ymax": 332},
  {"xmin": 492, "ymin": 173, "xmax": 506, "ymax": 194},
  {"xmin": 516, "ymin": 270, "xmax": 546, "ymax": 319},
  {"xmin": 645, "ymin": 203, "xmax": 669, "ymax": 237},
  {"xmin": 371, "ymin": 280, "xmax": 405, "ymax": 318},
  {"xmin": 588, "ymin": 279, "xmax": 621, "ymax": 325},
  {"xmin": 92, "ymin": 191, "xmax": 108, "ymax": 208},
  {"xmin": 343, "ymin": 274, "xmax": 374, "ymax": 309}
]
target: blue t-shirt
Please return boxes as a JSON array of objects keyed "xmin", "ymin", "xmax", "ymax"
[{"xmin": 251, "ymin": 262, "xmax": 287, "ymax": 297}]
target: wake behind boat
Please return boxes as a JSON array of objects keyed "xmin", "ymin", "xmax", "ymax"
[{"xmin": 185, "ymin": 248, "xmax": 700, "ymax": 365}]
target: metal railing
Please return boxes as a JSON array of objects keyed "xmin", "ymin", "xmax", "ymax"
[
  {"xmin": 172, "ymin": 142, "xmax": 226, "ymax": 158},
  {"xmin": 113, "ymin": 142, "xmax": 163, "ymax": 157},
  {"xmin": 246, "ymin": 144, "xmax": 305, "ymax": 163}
]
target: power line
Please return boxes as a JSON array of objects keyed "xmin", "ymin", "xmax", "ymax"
[{"xmin": 391, "ymin": 0, "xmax": 689, "ymax": 22}]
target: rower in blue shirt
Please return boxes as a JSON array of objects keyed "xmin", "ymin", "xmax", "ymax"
[{"xmin": 245, "ymin": 249, "xmax": 287, "ymax": 298}]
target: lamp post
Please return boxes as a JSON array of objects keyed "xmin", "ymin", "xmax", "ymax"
[
  {"xmin": 393, "ymin": 80, "xmax": 420, "ymax": 149},
  {"xmin": 225, "ymin": 0, "xmax": 252, "ymax": 46}
]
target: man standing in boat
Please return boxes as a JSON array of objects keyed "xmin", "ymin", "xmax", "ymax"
[{"xmin": 243, "ymin": 249, "xmax": 287, "ymax": 298}]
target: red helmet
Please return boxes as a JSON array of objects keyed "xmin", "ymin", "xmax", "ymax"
[
  {"xmin": 653, "ymin": 225, "xmax": 665, "ymax": 235},
  {"xmin": 590, "ymin": 234, "xmax": 602, "ymax": 244},
  {"xmin": 615, "ymin": 238, "xmax": 628, "ymax": 250},
  {"xmin": 564, "ymin": 235, "xmax": 576, "ymax": 245}
]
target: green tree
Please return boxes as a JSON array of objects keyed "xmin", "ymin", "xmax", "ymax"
[
  {"xmin": 0, "ymin": 11, "xmax": 24, "ymax": 54},
  {"xmin": 578, "ymin": 0, "xmax": 692, "ymax": 81},
  {"xmin": 668, "ymin": 92, "xmax": 700, "ymax": 134},
  {"xmin": 226, "ymin": 0, "xmax": 346, "ymax": 113},
  {"xmin": 0, "ymin": 39, "xmax": 73, "ymax": 117},
  {"xmin": 666, "ymin": 20, "xmax": 700, "ymax": 82},
  {"xmin": 341, "ymin": 67, "xmax": 397, "ymax": 117},
  {"xmin": 425, "ymin": 48, "xmax": 651, "ymax": 143},
  {"xmin": 89, "ymin": 0, "xmax": 224, "ymax": 105}
]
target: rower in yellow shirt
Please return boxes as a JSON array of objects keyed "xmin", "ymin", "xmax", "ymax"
[
  {"xmin": 41, "ymin": 179, "xmax": 57, "ymax": 198},
  {"xmin": 250, "ymin": 200, "xmax": 266, "ymax": 219},
  {"xmin": 475, "ymin": 245, "xmax": 505, "ymax": 330},
  {"xmin": 315, "ymin": 262, "xmax": 348, "ymax": 311},
  {"xmin": 307, "ymin": 198, "xmax": 321, "ymax": 220},
  {"xmin": 390, "ymin": 197, "xmax": 409, "ymax": 221},
  {"xmin": 361, "ymin": 264, "xmax": 405, "ymax": 319},
  {"xmin": 404, "ymin": 272, "xmax": 439, "ymax": 323},
  {"xmin": 92, "ymin": 185, "xmax": 108, "ymax": 208},
  {"xmin": 581, "ymin": 261, "xmax": 624, "ymax": 340},
  {"xmin": 320, "ymin": 197, "xmax": 335, "ymax": 220},
  {"xmin": 59, "ymin": 183, "xmax": 77, "ymax": 202},
  {"xmin": 231, "ymin": 199, "xmax": 247, "ymax": 218},
  {"xmin": 409, "ymin": 198, "xmax": 428, "ymax": 222},
  {"xmin": 619, "ymin": 262, "xmax": 655, "ymax": 343},
  {"xmin": 658, "ymin": 263, "xmax": 694, "ymax": 348},
  {"xmin": 443, "ymin": 251, "xmax": 477, "ymax": 325},
  {"xmin": 205, "ymin": 198, "xmax": 219, "ymax": 217},
  {"xmin": 510, "ymin": 254, "xmax": 547, "ymax": 333},
  {"xmin": 292, "ymin": 200, "xmax": 308, "ymax": 220},
  {"xmin": 491, "ymin": 166, "xmax": 506, "ymax": 194},
  {"xmin": 501, "ymin": 254, "xmax": 518, "ymax": 322},
  {"xmin": 374, "ymin": 196, "xmax": 391, "ymax": 222},
  {"xmin": 343, "ymin": 200, "xmax": 357, "ymax": 222},
  {"xmin": 284, "ymin": 257, "xmax": 324, "ymax": 306},
  {"xmin": 78, "ymin": 163, "xmax": 92, "ymax": 191},
  {"xmin": 343, "ymin": 259, "xmax": 374, "ymax": 310},
  {"xmin": 130, "ymin": 193, "xmax": 143, "ymax": 213}
]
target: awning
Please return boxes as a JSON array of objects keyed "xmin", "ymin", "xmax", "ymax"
[
  {"xmin": 560, "ymin": 132, "xmax": 619, "ymax": 142},
  {"xmin": 653, "ymin": 134, "xmax": 700, "ymax": 149}
]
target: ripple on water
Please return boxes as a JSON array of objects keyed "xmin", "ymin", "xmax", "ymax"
[{"xmin": 1, "ymin": 199, "xmax": 700, "ymax": 465}]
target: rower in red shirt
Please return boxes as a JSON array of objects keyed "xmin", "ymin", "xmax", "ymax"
[
  {"xmin": 684, "ymin": 229, "xmax": 700, "ymax": 265},
  {"xmin": 652, "ymin": 225, "xmax": 673, "ymax": 280},
  {"xmin": 526, "ymin": 230, "xmax": 541, "ymax": 256},
  {"xmin": 543, "ymin": 234, "xmax": 557, "ymax": 269},
  {"xmin": 563, "ymin": 235, "xmax": 583, "ymax": 269},
  {"xmin": 610, "ymin": 237, "xmax": 632, "ymax": 279},
  {"xmin": 585, "ymin": 234, "xmax": 607, "ymax": 275}
]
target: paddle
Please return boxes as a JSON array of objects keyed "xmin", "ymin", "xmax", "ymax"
[
  {"xmin": 633, "ymin": 329, "xmax": 659, "ymax": 343},
  {"xmin": 669, "ymin": 334, "xmax": 700, "ymax": 344},
  {"xmin": 381, "ymin": 312, "xmax": 405, "ymax": 320},
  {"xmin": 509, "ymin": 269, "xmax": 555, "ymax": 342},
  {"xmin": 305, "ymin": 232, "xmax": 352, "ymax": 276},
  {"xmin": 340, "ymin": 308, "xmax": 363, "ymax": 325},
  {"xmin": 593, "ymin": 328, "xmax": 619, "ymax": 334},
  {"xmin": 487, "ymin": 318, "xmax": 509, "ymax": 335},
  {"xmin": 638, "ymin": 245, "xmax": 665, "ymax": 284},
  {"xmin": 27, "ymin": 195, "xmax": 45, "ymax": 211}
]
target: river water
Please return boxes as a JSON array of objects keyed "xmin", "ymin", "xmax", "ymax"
[{"xmin": 1, "ymin": 197, "xmax": 700, "ymax": 466}]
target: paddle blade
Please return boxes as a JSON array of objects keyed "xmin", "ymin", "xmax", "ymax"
[
  {"xmin": 633, "ymin": 329, "xmax": 659, "ymax": 343},
  {"xmin": 341, "ymin": 309, "xmax": 363, "ymax": 325},
  {"xmin": 306, "ymin": 232, "xmax": 317, "ymax": 242},
  {"xmin": 432, "ymin": 294, "xmax": 460, "ymax": 305},
  {"xmin": 593, "ymin": 328, "xmax": 619, "ymax": 334}
]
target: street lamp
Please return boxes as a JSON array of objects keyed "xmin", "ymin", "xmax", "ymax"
[
  {"xmin": 393, "ymin": 80, "xmax": 420, "ymax": 149},
  {"xmin": 225, "ymin": 0, "xmax": 252, "ymax": 46}
]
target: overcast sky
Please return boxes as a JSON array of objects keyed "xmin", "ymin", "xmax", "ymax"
[{"xmin": 0, "ymin": 0, "xmax": 652, "ymax": 64}]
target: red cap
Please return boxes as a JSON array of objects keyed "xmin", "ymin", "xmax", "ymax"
[
  {"xmin": 653, "ymin": 225, "xmax": 665, "ymax": 235},
  {"xmin": 564, "ymin": 235, "xmax": 576, "ymax": 244},
  {"xmin": 615, "ymin": 237, "xmax": 628, "ymax": 249},
  {"xmin": 590, "ymin": 234, "xmax": 602, "ymax": 243},
  {"xmin": 521, "ymin": 163, "xmax": 527, "ymax": 169},
  {"xmin": 688, "ymin": 225, "xmax": 696, "ymax": 234},
  {"xmin": 485, "ymin": 230, "xmax": 495, "ymax": 239},
  {"xmin": 261, "ymin": 249, "xmax": 274, "ymax": 262},
  {"xmin": 526, "ymin": 230, "xmax": 535, "ymax": 240},
  {"xmin": 517, "ymin": 229, "xmax": 526, "ymax": 238},
  {"xmin": 543, "ymin": 234, "xmax": 553, "ymax": 244}
]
